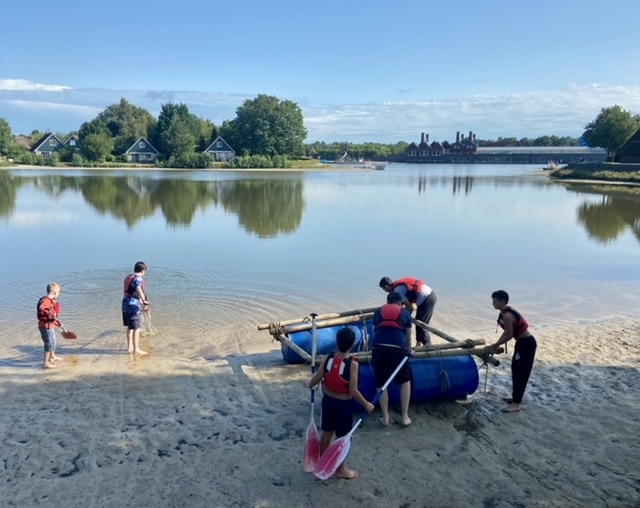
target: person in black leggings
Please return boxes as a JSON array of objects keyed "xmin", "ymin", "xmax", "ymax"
[{"xmin": 487, "ymin": 290, "xmax": 537, "ymax": 413}]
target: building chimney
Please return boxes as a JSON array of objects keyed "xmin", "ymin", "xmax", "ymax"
[
  {"xmin": 421, "ymin": 132, "xmax": 425, "ymax": 143},
  {"xmin": 426, "ymin": 133, "xmax": 429, "ymax": 143},
  {"xmin": 456, "ymin": 131, "xmax": 460, "ymax": 143},
  {"xmin": 469, "ymin": 131, "xmax": 473, "ymax": 143}
]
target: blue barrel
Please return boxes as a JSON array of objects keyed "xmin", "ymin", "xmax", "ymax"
[
  {"xmin": 283, "ymin": 323, "xmax": 479, "ymax": 402},
  {"xmin": 281, "ymin": 324, "xmax": 368, "ymax": 363},
  {"xmin": 356, "ymin": 355, "xmax": 479, "ymax": 404}
]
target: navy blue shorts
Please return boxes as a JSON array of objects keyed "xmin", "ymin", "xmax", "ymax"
[
  {"xmin": 372, "ymin": 346, "xmax": 410, "ymax": 386},
  {"xmin": 122, "ymin": 311, "xmax": 142, "ymax": 330},
  {"xmin": 321, "ymin": 394, "xmax": 353, "ymax": 438}
]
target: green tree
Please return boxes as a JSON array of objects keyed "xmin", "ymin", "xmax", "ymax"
[
  {"xmin": 78, "ymin": 98, "xmax": 155, "ymax": 156},
  {"xmin": 80, "ymin": 133, "xmax": 115, "ymax": 162},
  {"xmin": 0, "ymin": 117, "xmax": 12, "ymax": 156},
  {"xmin": 230, "ymin": 94, "xmax": 307, "ymax": 157},
  {"xmin": 582, "ymin": 105, "xmax": 640, "ymax": 161},
  {"xmin": 151, "ymin": 103, "xmax": 201, "ymax": 160}
]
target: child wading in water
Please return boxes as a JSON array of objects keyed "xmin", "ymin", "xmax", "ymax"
[
  {"xmin": 308, "ymin": 327, "xmax": 374, "ymax": 479},
  {"xmin": 37, "ymin": 282, "xmax": 66, "ymax": 369}
]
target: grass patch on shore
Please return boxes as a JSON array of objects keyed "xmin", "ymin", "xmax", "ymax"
[{"xmin": 550, "ymin": 167, "xmax": 640, "ymax": 183}]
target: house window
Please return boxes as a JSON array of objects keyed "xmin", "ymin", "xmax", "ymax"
[
  {"xmin": 139, "ymin": 141, "xmax": 146, "ymax": 149},
  {"xmin": 69, "ymin": 139, "xmax": 76, "ymax": 146},
  {"xmin": 216, "ymin": 141, "xmax": 223, "ymax": 147},
  {"xmin": 49, "ymin": 139, "xmax": 57, "ymax": 146}
]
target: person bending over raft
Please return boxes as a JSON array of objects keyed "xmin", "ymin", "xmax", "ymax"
[
  {"xmin": 371, "ymin": 291, "xmax": 413, "ymax": 427},
  {"xmin": 487, "ymin": 290, "xmax": 537, "ymax": 413}
]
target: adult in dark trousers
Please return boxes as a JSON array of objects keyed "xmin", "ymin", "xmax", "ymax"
[
  {"xmin": 487, "ymin": 290, "xmax": 537, "ymax": 413},
  {"xmin": 379, "ymin": 276, "xmax": 437, "ymax": 346},
  {"xmin": 371, "ymin": 291, "xmax": 413, "ymax": 427}
]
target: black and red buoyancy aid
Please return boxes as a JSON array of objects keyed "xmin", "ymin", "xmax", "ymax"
[
  {"xmin": 37, "ymin": 296, "xmax": 60, "ymax": 329},
  {"xmin": 498, "ymin": 306, "xmax": 529, "ymax": 337},
  {"xmin": 374, "ymin": 303, "xmax": 404, "ymax": 330},
  {"xmin": 392, "ymin": 277, "xmax": 423, "ymax": 303},
  {"xmin": 123, "ymin": 274, "xmax": 145, "ymax": 298},
  {"xmin": 323, "ymin": 352, "xmax": 357, "ymax": 394}
]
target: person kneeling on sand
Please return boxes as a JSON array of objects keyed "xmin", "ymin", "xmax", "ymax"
[
  {"xmin": 487, "ymin": 290, "xmax": 537, "ymax": 413},
  {"xmin": 308, "ymin": 327, "xmax": 374, "ymax": 479}
]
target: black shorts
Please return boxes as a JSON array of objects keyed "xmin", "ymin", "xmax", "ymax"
[
  {"xmin": 372, "ymin": 346, "xmax": 410, "ymax": 386},
  {"xmin": 321, "ymin": 394, "xmax": 353, "ymax": 438}
]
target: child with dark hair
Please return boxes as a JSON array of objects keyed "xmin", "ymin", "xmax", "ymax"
[
  {"xmin": 488, "ymin": 290, "xmax": 537, "ymax": 412},
  {"xmin": 122, "ymin": 261, "xmax": 149, "ymax": 355},
  {"xmin": 308, "ymin": 327, "xmax": 374, "ymax": 479}
]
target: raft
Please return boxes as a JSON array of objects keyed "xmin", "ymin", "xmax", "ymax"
[{"xmin": 283, "ymin": 323, "xmax": 479, "ymax": 403}]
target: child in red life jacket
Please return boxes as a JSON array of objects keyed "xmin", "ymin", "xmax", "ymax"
[
  {"xmin": 308, "ymin": 327, "xmax": 374, "ymax": 480},
  {"xmin": 37, "ymin": 282, "xmax": 64, "ymax": 369}
]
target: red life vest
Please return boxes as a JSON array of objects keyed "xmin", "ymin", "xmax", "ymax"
[
  {"xmin": 323, "ymin": 352, "xmax": 357, "ymax": 395},
  {"xmin": 374, "ymin": 303, "xmax": 404, "ymax": 330},
  {"xmin": 498, "ymin": 306, "xmax": 529, "ymax": 337},
  {"xmin": 124, "ymin": 274, "xmax": 145, "ymax": 298},
  {"xmin": 392, "ymin": 277, "xmax": 423, "ymax": 303},
  {"xmin": 37, "ymin": 296, "xmax": 60, "ymax": 329}
]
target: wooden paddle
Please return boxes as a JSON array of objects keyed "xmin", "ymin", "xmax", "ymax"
[
  {"xmin": 312, "ymin": 354, "xmax": 409, "ymax": 480},
  {"xmin": 303, "ymin": 313, "xmax": 320, "ymax": 472}
]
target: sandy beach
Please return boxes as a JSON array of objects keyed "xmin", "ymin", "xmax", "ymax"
[{"xmin": 1, "ymin": 314, "xmax": 639, "ymax": 508}]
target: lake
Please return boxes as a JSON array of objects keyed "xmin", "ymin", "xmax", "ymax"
[{"xmin": 1, "ymin": 164, "xmax": 639, "ymax": 361}]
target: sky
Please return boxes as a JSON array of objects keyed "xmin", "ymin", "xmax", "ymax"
[{"xmin": 1, "ymin": 0, "xmax": 640, "ymax": 144}]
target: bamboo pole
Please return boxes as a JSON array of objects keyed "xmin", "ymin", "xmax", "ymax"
[
  {"xmin": 349, "ymin": 346, "xmax": 502, "ymax": 364},
  {"xmin": 282, "ymin": 313, "xmax": 374, "ymax": 334},
  {"xmin": 257, "ymin": 306, "xmax": 379, "ymax": 331},
  {"xmin": 414, "ymin": 338, "xmax": 485, "ymax": 352},
  {"xmin": 412, "ymin": 318, "xmax": 500, "ymax": 366}
]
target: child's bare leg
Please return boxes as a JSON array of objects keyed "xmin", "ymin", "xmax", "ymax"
[
  {"xmin": 319, "ymin": 431, "xmax": 333, "ymax": 455},
  {"xmin": 127, "ymin": 329, "xmax": 134, "ymax": 353},
  {"xmin": 133, "ymin": 329, "xmax": 147, "ymax": 355}
]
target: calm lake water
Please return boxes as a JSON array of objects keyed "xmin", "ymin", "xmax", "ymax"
[{"xmin": 1, "ymin": 164, "xmax": 639, "ymax": 361}]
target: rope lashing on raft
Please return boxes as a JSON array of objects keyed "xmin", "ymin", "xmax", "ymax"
[{"xmin": 268, "ymin": 322, "xmax": 286, "ymax": 339}]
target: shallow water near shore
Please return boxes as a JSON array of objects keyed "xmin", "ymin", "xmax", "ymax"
[{"xmin": 1, "ymin": 163, "xmax": 639, "ymax": 364}]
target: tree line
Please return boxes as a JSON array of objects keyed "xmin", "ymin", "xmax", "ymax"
[{"xmin": 1, "ymin": 100, "xmax": 638, "ymax": 167}]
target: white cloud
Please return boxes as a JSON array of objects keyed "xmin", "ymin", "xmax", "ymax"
[
  {"xmin": 0, "ymin": 79, "xmax": 72, "ymax": 92},
  {"xmin": 2, "ymin": 81, "xmax": 640, "ymax": 142},
  {"xmin": 11, "ymin": 211, "xmax": 75, "ymax": 226},
  {"xmin": 5, "ymin": 100, "xmax": 102, "ymax": 116}
]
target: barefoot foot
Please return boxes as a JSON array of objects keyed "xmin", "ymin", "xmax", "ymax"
[{"xmin": 336, "ymin": 467, "xmax": 359, "ymax": 480}]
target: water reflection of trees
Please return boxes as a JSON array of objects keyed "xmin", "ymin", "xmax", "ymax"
[
  {"xmin": 0, "ymin": 174, "xmax": 20, "ymax": 218},
  {"xmin": 16, "ymin": 174, "xmax": 303, "ymax": 236},
  {"xmin": 565, "ymin": 183, "xmax": 640, "ymax": 244}
]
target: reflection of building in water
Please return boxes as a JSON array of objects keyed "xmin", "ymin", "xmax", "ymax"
[{"xmin": 452, "ymin": 176, "xmax": 473, "ymax": 194}]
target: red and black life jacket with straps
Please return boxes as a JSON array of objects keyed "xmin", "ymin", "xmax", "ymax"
[
  {"xmin": 123, "ymin": 274, "xmax": 145, "ymax": 298},
  {"xmin": 374, "ymin": 303, "xmax": 404, "ymax": 330},
  {"xmin": 392, "ymin": 277, "xmax": 423, "ymax": 303},
  {"xmin": 498, "ymin": 306, "xmax": 529, "ymax": 337},
  {"xmin": 323, "ymin": 352, "xmax": 357, "ymax": 394},
  {"xmin": 37, "ymin": 296, "xmax": 60, "ymax": 329}
]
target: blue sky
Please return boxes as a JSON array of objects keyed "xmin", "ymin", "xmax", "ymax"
[{"xmin": 1, "ymin": 0, "xmax": 639, "ymax": 143}]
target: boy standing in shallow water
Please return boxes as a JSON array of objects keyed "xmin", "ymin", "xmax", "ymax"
[
  {"xmin": 308, "ymin": 327, "xmax": 374, "ymax": 479},
  {"xmin": 37, "ymin": 282, "xmax": 65, "ymax": 369},
  {"xmin": 122, "ymin": 261, "xmax": 149, "ymax": 355}
]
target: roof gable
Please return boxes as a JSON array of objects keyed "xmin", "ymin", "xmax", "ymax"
[
  {"xmin": 125, "ymin": 137, "xmax": 159, "ymax": 155},
  {"xmin": 204, "ymin": 136, "xmax": 235, "ymax": 153},
  {"xmin": 617, "ymin": 129, "xmax": 640, "ymax": 157},
  {"xmin": 31, "ymin": 133, "xmax": 65, "ymax": 153}
]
